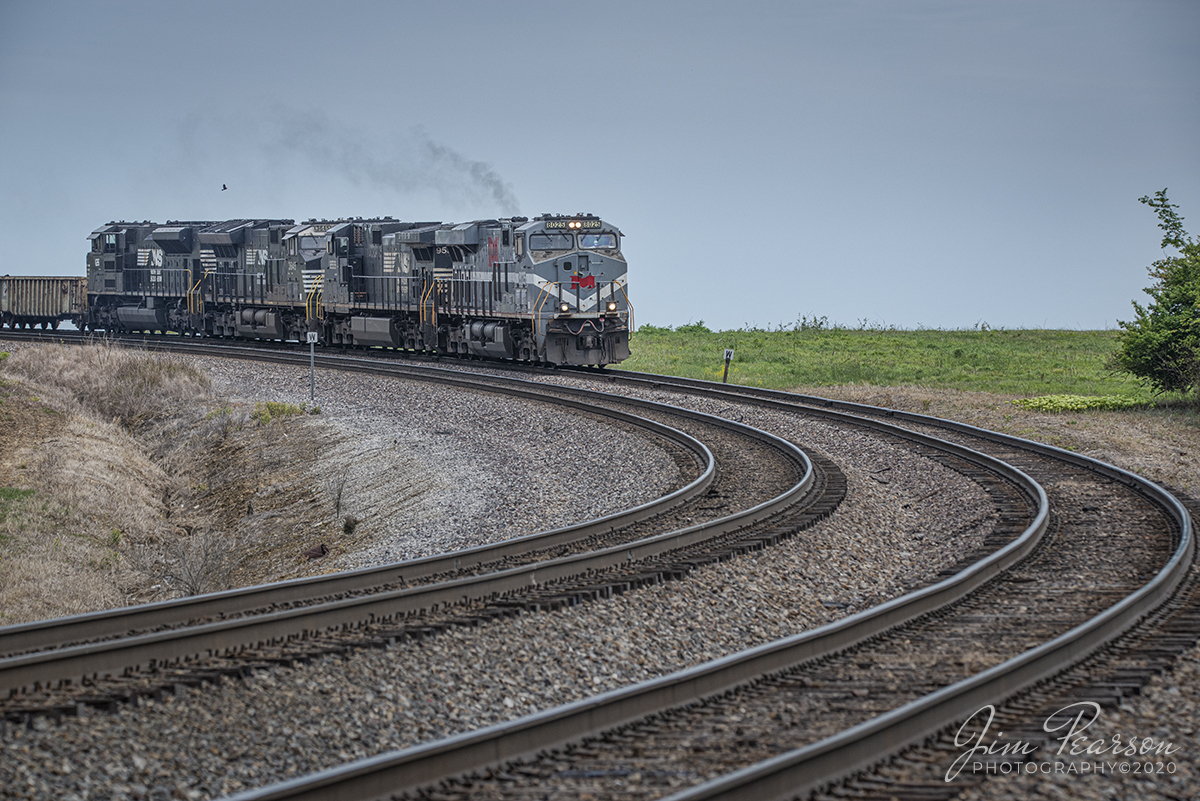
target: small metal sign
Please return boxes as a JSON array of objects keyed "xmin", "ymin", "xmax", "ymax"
[
  {"xmin": 307, "ymin": 331, "xmax": 319, "ymax": 344},
  {"xmin": 724, "ymin": 349, "xmax": 735, "ymax": 361},
  {"xmin": 722, "ymin": 349, "xmax": 735, "ymax": 383}
]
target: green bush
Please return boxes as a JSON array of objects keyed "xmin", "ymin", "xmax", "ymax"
[
  {"xmin": 1008, "ymin": 395, "xmax": 1148, "ymax": 413},
  {"xmin": 1112, "ymin": 190, "xmax": 1200, "ymax": 394},
  {"xmin": 251, "ymin": 401, "xmax": 319, "ymax": 423}
]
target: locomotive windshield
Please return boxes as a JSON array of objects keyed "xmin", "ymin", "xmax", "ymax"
[
  {"xmin": 299, "ymin": 235, "xmax": 323, "ymax": 258},
  {"xmin": 580, "ymin": 233, "xmax": 616, "ymax": 249},
  {"xmin": 529, "ymin": 232, "xmax": 574, "ymax": 251}
]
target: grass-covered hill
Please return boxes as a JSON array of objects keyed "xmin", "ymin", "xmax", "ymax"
[{"xmin": 624, "ymin": 324, "xmax": 1149, "ymax": 401}]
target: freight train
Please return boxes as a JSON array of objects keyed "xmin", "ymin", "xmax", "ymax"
[{"xmin": 2, "ymin": 214, "xmax": 632, "ymax": 366}]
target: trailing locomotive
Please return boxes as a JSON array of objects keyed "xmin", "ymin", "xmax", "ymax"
[{"xmin": 80, "ymin": 214, "xmax": 631, "ymax": 366}]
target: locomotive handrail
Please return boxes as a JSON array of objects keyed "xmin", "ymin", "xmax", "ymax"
[
  {"xmin": 303, "ymin": 273, "xmax": 323, "ymax": 322},
  {"xmin": 531, "ymin": 282, "xmax": 559, "ymax": 340},
  {"xmin": 187, "ymin": 269, "xmax": 213, "ymax": 316},
  {"xmin": 420, "ymin": 279, "xmax": 439, "ymax": 328},
  {"xmin": 613, "ymin": 279, "xmax": 633, "ymax": 331},
  {"xmin": 347, "ymin": 274, "xmax": 417, "ymax": 313}
]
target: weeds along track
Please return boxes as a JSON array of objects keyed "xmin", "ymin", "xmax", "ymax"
[{"xmin": 0, "ymin": 343, "xmax": 830, "ymax": 717}]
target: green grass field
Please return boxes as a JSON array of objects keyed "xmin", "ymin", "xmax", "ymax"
[{"xmin": 623, "ymin": 325, "xmax": 1152, "ymax": 400}]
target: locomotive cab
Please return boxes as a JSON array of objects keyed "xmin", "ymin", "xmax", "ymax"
[{"xmin": 518, "ymin": 214, "xmax": 630, "ymax": 365}]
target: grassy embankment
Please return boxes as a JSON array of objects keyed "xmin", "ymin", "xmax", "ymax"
[
  {"xmin": 624, "ymin": 325, "xmax": 1150, "ymax": 401},
  {"xmin": 0, "ymin": 344, "xmax": 347, "ymax": 625}
]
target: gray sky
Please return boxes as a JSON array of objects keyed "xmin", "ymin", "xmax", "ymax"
[{"xmin": 2, "ymin": 0, "xmax": 1196, "ymax": 330}]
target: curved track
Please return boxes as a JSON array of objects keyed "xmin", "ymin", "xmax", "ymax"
[
  {"xmin": 0, "ymin": 333, "xmax": 1193, "ymax": 801},
  {"xmin": 0, "ymin": 345, "xmax": 827, "ymax": 719},
  {"xmin": 225, "ymin": 365, "xmax": 1188, "ymax": 801}
]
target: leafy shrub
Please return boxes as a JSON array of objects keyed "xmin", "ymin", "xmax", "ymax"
[
  {"xmin": 251, "ymin": 401, "xmax": 316, "ymax": 423},
  {"xmin": 636, "ymin": 324, "xmax": 674, "ymax": 335},
  {"xmin": 796, "ymin": 314, "xmax": 830, "ymax": 331},
  {"xmin": 1112, "ymin": 190, "xmax": 1200, "ymax": 394},
  {"xmin": 1008, "ymin": 395, "xmax": 1148, "ymax": 413}
]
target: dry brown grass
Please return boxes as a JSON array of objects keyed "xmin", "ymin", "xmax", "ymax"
[
  {"xmin": 4, "ymin": 341, "xmax": 210, "ymax": 430},
  {"xmin": 0, "ymin": 386, "xmax": 167, "ymax": 622},
  {"xmin": 0, "ymin": 344, "xmax": 433, "ymax": 626}
]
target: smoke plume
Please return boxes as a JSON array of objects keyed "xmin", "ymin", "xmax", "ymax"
[{"xmin": 264, "ymin": 108, "xmax": 520, "ymax": 215}]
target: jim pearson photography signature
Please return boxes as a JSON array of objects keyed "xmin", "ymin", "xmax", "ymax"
[{"xmin": 946, "ymin": 702, "xmax": 1181, "ymax": 782}]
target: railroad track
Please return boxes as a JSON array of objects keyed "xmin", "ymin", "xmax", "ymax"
[
  {"xmin": 222, "ymin": 361, "xmax": 1187, "ymax": 801},
  {"xmin": 1, "ymin": 343, "xmax": 830, "ymax": 722},
  {"xmin": 0, "ymin": 362, "xmax": 719, "ymax": 660},
  {"xmin": 1, "ymin": 333, "xmax": 1194, "ymax": 801}
]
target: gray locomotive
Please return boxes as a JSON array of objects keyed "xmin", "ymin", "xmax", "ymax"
[{"xmin": 83, "ymin": 214, "xmax": 631, "ymax": 366}]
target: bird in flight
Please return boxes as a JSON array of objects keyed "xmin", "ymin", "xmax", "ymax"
[{"xmin": 222, "ymin": 184, "xmax": 228, "ymax": 191}]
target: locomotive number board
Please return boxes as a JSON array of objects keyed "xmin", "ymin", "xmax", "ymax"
[{"xmin": 544, "ymin": 219, "xmax": 603, "ymax": 230}]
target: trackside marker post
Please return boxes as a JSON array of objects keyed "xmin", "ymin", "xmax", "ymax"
[
  {"xmin": 723, "ymin": 348, "xmax": 734, "ymax": 383},
  {"xmin": 307, "ymin": 331, "xmax": 318, "ymax": 401}
]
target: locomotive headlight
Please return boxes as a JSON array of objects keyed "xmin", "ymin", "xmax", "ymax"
[
  {"xmin": 560, "ymin": 302, "xmax": 570, "ymax": 313},
  {"xmin": 607, "ymin": 301, "xmax": 618, "ymax": 312}
]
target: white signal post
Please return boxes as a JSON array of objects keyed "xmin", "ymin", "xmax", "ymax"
[
  {"xmin": 723, "ymin": 349, "xmax": 735, "ymax": 383},
  {"xmin": 307, "ymin": 331, "xmax": 318, "ymax": 401}
]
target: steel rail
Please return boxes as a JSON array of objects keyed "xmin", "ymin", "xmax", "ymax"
[
  {"xmin": 547, "ymin": 370, "xmax": 1197, "ymax": 799},
  {"xmin": 598, "ymin": 366, "xmax": 1187, "ymax": 506},
  {"xmin": 220, "ymin": 412, "xmax": 1049, "ymax": 801},
  {"xmin": 0, "ymin": 389, "xmax": 715, "ymax": 658},
  {"xmin": 663, "ymin": 444, "xmax": 1193, "ymax": 801},
  {"xmin": 0, "ymin": 380, "xmax": 813, "ymax": 696},
  {"xmin": 13, "ymin": 333, "xmax": 1174, "ymax": 801}
]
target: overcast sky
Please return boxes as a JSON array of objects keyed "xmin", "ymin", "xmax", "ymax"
[{"xmin": 1, "ymin": 0, "xmax": 1196, "ymax": 331}]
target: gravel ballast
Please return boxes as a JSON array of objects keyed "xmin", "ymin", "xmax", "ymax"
[
  {"xmin": 193, "ymin": 357, "xmax": 686, "ymax": 569},
  {"xmin": 0, "ymin": 360, "xmax": 1004, "ymax": 800}
]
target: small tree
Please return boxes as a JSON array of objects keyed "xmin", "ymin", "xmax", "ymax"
[{"xmin": 1113, "ymin": 190, "xmax": 1200, "ymax": 394}]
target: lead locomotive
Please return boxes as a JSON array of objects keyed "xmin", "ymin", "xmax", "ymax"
[{"xmin": 85, "ymin": 214, "xmax": 631, "ymax": 366}]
